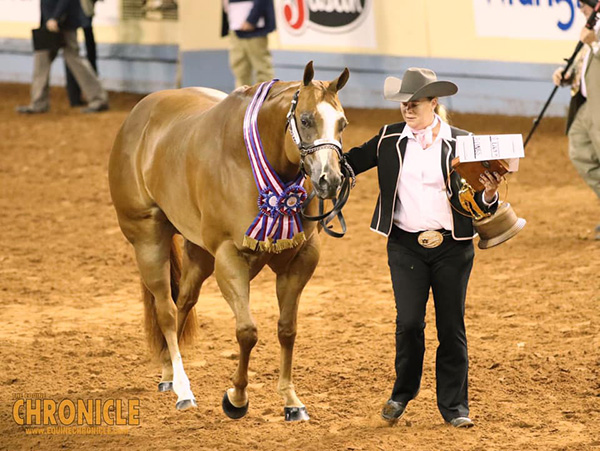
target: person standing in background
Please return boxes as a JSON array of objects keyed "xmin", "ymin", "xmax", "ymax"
[
  {"xmin": 65, "ymin": 0, "xmax": 99, "ymax": 107},
  {"xmin": 552, "ymin": 2, "xmax": 600, "ymax": 240},
  {"xmin": 16, "ymin": 0, "xmax": 108, "ymax": 114},
  {"xmin": 221, "ymin": 0, "xmax": 275, "ymax": 87}
]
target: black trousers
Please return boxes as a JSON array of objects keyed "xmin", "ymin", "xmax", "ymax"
[
  {"xmin": 387, "ymin": 225, "xmax": 474, "ymax": 421},
  {"xmin": 65, "ymin": 24, "xmax": 97, "ymax": 106}
]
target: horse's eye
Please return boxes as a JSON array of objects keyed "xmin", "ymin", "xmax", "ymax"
[{"xmin": 300, "ymin": 118, "xmax": 310, "ymax": 127}]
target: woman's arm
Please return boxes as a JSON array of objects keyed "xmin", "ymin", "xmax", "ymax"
[{"xmin": 343, "ymin": 126, "xmax": 385, "ymax": 176}]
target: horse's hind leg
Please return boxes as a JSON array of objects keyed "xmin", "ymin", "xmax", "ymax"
[
  {"xmin": 274, "ymin": 234, "xmax": 321, "ymax": 421},
  {"xmin": 178, "ymin": 240, "xmax": 215, "ymax": 338},
  {"xmin": 127, "ymin": 215, "xmax": 197, "ymax": 410},
  {"xmin": 159, "ymin": 239, "xmax": 215, "ymax": 392},
  {"xmin": 214, "ymin": 241, "xmax": 255, "ymax": 419}
]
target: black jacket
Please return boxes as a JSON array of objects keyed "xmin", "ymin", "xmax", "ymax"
[
  {"xmin": 344, "ymin": 122, "xmax": 499, "ymax": 240},
  {"xmin": 41, "ymin": 0, "xmax": 83, "ymax": 30},
  {"xmin": 221, "ymin": 0, "xmax": 276, "ymax": 38},
  {"xmin": 566, "ymin": 91, "xmax": 586, "ymax": 134}
]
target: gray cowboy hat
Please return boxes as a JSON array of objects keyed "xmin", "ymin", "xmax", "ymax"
[{"xmin": 383, "ymin": 68, "xmax": 458, "ymax": 103}]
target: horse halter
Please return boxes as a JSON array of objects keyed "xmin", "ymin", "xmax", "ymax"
[
  {"xmin": 285, "ymin": 89, "xmax": 356, "ymax": 237},
  {"xmin": 286, "ymin": 90, "xmax": 342, "ymax": 165}
]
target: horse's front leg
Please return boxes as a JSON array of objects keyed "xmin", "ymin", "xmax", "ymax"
[
  {"xmin": 214, "ymin": 240, "xmax": 255, "ymax": 419},
  {"xmin": 275, "ymin": 234, "xmax": 320, "ymax": 422}
]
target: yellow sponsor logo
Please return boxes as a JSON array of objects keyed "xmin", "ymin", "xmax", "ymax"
[{"xmin": 12, "ymin": 395, "xmax": 140, "ymax": 430}]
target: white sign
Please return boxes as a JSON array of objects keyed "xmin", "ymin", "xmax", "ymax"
[
  {"xmin": 473, "ymin": 0, "xmax": 587, "ymax": 40},
  {"xmin": 456, "ymin": 134, "xmax": 524, "ymax": 171},
  {"xmin": 93, "ymin": 0, "xmax": 120, "ymax": 26},
  {"xmin": 228, "ymin": 1, "xmax": 265, "ymax": 30},
  {"xmin": 0, "ymin": 0, "xmax": 119, "ymax": 26},
  {"xmin": 276, "ymin": 0, "xmax": 377, "ymax": 49},
  {"xmin": 1, "ymin": 0, "xmax": 40, "ymax": 23}
]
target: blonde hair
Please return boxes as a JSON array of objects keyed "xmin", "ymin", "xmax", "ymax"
[{"xmin": 433, "ymin": 99, "xmax": 450, "ymax": 124}]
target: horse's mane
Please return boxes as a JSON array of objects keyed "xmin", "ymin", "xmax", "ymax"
[{"xmin": 231, "ymin": 80, "xmax": 335, "ymax": 106}]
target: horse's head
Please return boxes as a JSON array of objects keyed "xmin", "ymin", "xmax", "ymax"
[{"xmin": 285, "ymin": 61, "xmax": 350, "ymax": 199}]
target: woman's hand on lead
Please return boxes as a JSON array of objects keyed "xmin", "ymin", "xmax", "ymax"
[{"xmin": 480, "ymin": 171, "xmax": 503, "ymax": 203}]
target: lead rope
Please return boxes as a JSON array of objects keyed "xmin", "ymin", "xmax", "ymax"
[{"xmin": 301, "ymin": 158, "xmax": 355, "ymax": 237}]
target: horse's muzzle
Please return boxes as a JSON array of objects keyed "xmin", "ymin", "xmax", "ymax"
[{"xmin": 314, "ymin": 172, "xmax": 342, "ymax": 199}]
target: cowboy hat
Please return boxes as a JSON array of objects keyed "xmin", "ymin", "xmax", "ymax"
[{"xmin": 383, "ymin": 68, "xmax": 458, "ymax": 103}]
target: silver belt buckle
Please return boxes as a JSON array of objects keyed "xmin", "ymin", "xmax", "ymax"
[{"xmin": 417, "ymin": 230, "xmax": 444, "ymax": 249}]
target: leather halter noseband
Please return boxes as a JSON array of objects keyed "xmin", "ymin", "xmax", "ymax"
[{"xmin": 285, "ymin": 89, "xmax": 355, "ymax": 238}]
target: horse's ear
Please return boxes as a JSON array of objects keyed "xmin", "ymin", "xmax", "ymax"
[
  {"xmin": 328, "ymin": 67, "xmax": 350, "ymax": 93},
  {"xmin": 303, "ymin": 61, "xmax": 314, "ymax": 86}
]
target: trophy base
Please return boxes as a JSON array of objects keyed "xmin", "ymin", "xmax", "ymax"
[{"xmin": 475, "ymin": 202, "xmax": 526, "ymax": 249}]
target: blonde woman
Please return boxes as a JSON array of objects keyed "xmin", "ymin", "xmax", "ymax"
[{"xmin": 344, "ymin": 68, "xmax": 502, "ymax": 428}]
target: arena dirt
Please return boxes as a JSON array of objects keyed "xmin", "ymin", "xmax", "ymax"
[{"xmin": 1, "ymin": 83, "xmax": 599, "ymax": 451}]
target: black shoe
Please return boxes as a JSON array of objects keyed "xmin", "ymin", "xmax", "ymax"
[
  {"xmin": 381, "ymin": 399, "xmax": 406, "ymax": 422},
  {"xmin": 448, "ymin": 416, "xmax": 474, "ymax": 428},
  {"xmin": 82, "ymin": 103, "xmax": 109, "ymax": 113},
  {"xmin": 16, "ymin": 105, "xmax": 48, "ymax": 114}
]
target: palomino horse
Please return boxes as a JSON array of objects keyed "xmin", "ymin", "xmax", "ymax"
[{"xmin": 108, "ymin": 62, "xmax": 350, "ymax": 421}]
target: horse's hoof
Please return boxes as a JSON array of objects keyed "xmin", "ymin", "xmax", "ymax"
[
  {"xmin": 175, "ymin": 398, "xmax": 197, "ymax": 410},
  {"xmin": 284, "ymin": 406, "xmax": 310, "ymax": 422},
  {"xmin": 221, "ymin": 392, "xmax": 249, "ymax": 419},
  {"xmin": 158, "ymin": 381, "xmax": 173, "ymax": 392}
]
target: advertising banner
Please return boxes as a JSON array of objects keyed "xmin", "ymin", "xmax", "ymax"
[
  {"xmin": 276, "ymin": 0, "xmax": 377, "ymax": 48},
  {"xmin": 473, "ymin": 0, "xmax": 587, "ymax": 40}
]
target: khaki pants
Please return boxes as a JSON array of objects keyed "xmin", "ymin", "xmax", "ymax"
[
  {"xmin": 228, "ymin": 31, "xmax": 274, "ymax": 88},
  {"xmin": 30, "ymin": 30, "xmax": 107, "ymax": 110},
  {"xmin": 568, "ymin": 102, "xmax": 600, "ymax": 199}
]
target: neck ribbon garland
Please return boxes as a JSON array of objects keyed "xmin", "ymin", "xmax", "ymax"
[{"xmin": 242, "ymin": 80, "xmax": 308, "ymax": 253}]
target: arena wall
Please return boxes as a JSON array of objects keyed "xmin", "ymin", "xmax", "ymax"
[{"xmin": 0, "ymin": 0, "xmax": 587, "ymax": 115}]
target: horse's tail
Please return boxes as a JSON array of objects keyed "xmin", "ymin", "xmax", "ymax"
[{"xmin": 142, "ymin": 236, "xmax": 198, "ymax": 358}]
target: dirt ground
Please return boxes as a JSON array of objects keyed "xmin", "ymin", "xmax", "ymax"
[{"xmin": 1, "ymin": 82, "xmax": 599, "ymax": 451}]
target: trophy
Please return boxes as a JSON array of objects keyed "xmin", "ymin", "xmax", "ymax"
[{"xmin": 452, "ymin": 135, "xmax": 527, "ymax": 249}]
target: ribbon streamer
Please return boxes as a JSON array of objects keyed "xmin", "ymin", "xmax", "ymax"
[{"xmin": 242, "ymin": 81, "xmax": 308, "ymax": 253}]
